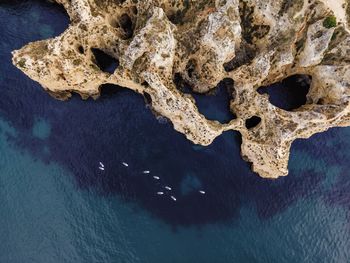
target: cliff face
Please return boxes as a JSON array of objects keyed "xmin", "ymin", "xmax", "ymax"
[{"xmin": 12, "ymin": 0, "xmax": 350, "ymax": 178}]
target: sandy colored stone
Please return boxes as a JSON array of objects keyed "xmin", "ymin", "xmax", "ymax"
[{"xmin": 12, "ymin": 0, "xmax": 350, "ymax": 178}]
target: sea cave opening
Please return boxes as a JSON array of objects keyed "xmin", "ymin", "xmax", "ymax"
[
  {"xmin": 91, "ymin": 48, "xmax": 119, "ymax": 74},
  {"xmin": 257, "ymin": 74, "xmax": 312, "ymax": 111},
  {"xmin": 119, "ymin": 13, "xmax": 134, "ymax": 39},
  {"xmin": 245, "ymin": 116, "xmax": 261, "ymax": 129}
]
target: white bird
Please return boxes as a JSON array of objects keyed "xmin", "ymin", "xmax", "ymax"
[
  {"xmin": 153, "ymin": 176, "xmax": 160, "ymax": 180},
  {"xmin": 122, "ymin": 162, "xmax": 129, "ymax": 167},
  {"xmin": 99, "ymin": 162, "xmax": 104, "ymax": 167},
  {"xmin": 199, "ymin": 190, "xmax": 206, "ymax": 194},
  {"xmin": 98, "ymin": 167, "xmax": 105, "ymax": 171},
  {"xmin": 157, "ymin": 192, "xmax": 164, "ymax": 195},
  {"xmin": 143, "ymin": 170, "xmax": 150, "ymax": 174},
  {"xmin": 164, "ymin": 186, "xmax": 172, "ymax": 190},
  {"xmin": 170, "ymin": 196, "xmax": 177, "ymax": 201}
]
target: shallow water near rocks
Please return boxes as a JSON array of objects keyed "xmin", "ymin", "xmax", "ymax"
[{"xmin": 1, "ymin": 1, "xmax": 350, "ymax": 262}]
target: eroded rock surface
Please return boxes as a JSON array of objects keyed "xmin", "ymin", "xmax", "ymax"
[{"xmin": 12, "ymin": 0, "xmax": 350, "ymax": 178}]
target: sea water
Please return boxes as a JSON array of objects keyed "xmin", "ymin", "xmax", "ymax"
[{"xmin": 0, "ymin": 1, "xmax": 350, "ymax": 262}]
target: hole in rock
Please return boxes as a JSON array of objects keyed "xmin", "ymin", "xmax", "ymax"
[
  {"xmin": 168, "ymin": 11, "xmax": 186, "ymax": 25},
  {"xmin": 186, "ymin": 59, "xmax": 197, "ymax": 79},
  {"xmin": 91, "ymin": 48, "xmax": 119, "ymax": 74},
  {"xmin": 141, "ymin": 81, "xmax": 149, "ymax": 87},
  {"xmin": 316, "ymin": 98, "xmax": 324, "ymax": 105},
  {"xmin": 257, "ymin": 74, "xmax": 311, "ymax": 111},
  {"xmin": 245, "ymin": 116, "xmax": 261, "ymax": 129},
  {"xmin": 131, "ymin": 6, "xmax": 138, "ymax": 15},
  {"xmin": 77, "ymin": 45, "xmax": 84, "ymax": 54},
  {"xmin": 119, "ymin": 13, "xmax": 134, "ymax": 39},
  {"xmin": 174, "ymin": 74, "xmax": 236, "ymax": 124}
]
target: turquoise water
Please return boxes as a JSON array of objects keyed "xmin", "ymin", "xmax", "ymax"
[{"xmin": 1, "ymin": 1, "xmax": 350, "ymax": 262}]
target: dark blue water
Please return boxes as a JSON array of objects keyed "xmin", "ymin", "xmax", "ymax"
[{"xmin": 1, "ymin": 2, "xmax": 350, "ymax": 262}]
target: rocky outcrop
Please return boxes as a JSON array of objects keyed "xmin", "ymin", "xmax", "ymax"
[{"xmin": 12, "ymin": 0, "xmax": 350, "ymax": 178}]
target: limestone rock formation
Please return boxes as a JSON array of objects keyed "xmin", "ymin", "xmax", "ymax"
[{"xmin": 12, "ymin": 0, "xmax": 350, "ymax": 178}]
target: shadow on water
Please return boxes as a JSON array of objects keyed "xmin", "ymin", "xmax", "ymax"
[
  {"xmin": 257, "ymin": 75, "xmax": 311, "ymax": 111},
  {"xmin": 0, "ymin": 0, "xmax": 349, "ymax": 227}
]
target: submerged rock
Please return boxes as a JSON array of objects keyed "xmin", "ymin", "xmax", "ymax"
[{"xmin": 12, "ymin": 0, "xmax": 350, "ymax": 178}]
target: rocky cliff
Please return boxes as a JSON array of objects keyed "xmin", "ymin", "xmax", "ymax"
[{"xmin": 12, "ymin": 0, "xmax": 350, "ymax": 178}]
